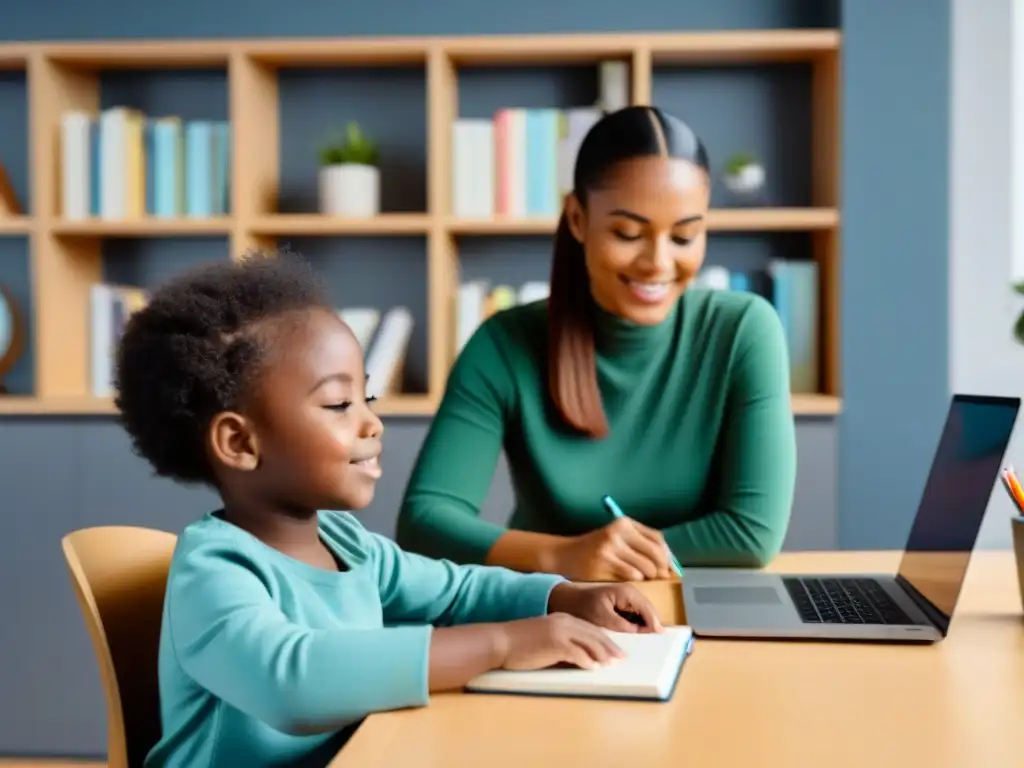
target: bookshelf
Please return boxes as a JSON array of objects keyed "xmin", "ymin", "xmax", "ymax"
[{"xmin": 0, "ymin": 29, "xmax": 842, "ymax": 417}]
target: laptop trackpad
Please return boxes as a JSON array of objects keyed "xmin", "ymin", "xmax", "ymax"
[{"xmin": 692, "ymin": 586, "xmax": 783, "ymax": 605}]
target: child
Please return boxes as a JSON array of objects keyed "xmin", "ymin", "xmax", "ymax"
[{"xmin": 117, "ymin": 250, "xmax": 663, "ymax": 768}]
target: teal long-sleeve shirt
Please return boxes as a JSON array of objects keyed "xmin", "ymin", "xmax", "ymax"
[
  {"xmin": 144, "ymin": 510, "xmax": 563, "ymax": 768},
  {"xmin": 397, "ymin": 288, "xmax": 797, "ymax": 569}
]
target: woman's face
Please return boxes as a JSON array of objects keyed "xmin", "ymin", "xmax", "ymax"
[{"xmin": 566, "ymin": 155, "xmax": 710, "ymax": 326}]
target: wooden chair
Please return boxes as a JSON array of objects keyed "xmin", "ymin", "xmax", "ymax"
[{"xmin": 61, "ymin": 526, "xmax": 177, "ymax": 768}]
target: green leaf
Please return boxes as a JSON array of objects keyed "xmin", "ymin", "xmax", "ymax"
[
  {"xmin": 318, "ymin": 121, "xmax": 379, "ymax": 167},
  {"xmin": 1014, "ymin": 309, "xmax": 1024, "ymax": 344}
]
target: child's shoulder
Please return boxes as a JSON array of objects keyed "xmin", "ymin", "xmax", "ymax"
[{"xmin": 171, "ymin": 512, "xmax": 268, "ymax": 572}]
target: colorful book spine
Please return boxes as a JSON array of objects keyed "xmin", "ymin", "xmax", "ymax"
[
  {"xmin": 185, "ymin": 120, "xmax": 213, "ymax": 218},
  {"xmin": 89, "ymin": 282, "xmax": 150, "ymax": 397},
  {"xmin": 525, "ymin": 108, "xmax": 559, "ymax": 216},
  {"xmin": 451, "ymin": 119, "xmax": 495, "ymax": 218}
]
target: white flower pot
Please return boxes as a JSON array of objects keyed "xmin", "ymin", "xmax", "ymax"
[
  {"xmin": 319, "ymin": 164, "xmax": 380, "ymax": 218},
  {"xmin": 723, "ymin": 163, "xmax": 766, "ymax": 195}
]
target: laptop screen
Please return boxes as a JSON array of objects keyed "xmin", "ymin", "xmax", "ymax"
[{"xmin": 897, "ymin": 395, "xmax": 1020, "ymax": 623}]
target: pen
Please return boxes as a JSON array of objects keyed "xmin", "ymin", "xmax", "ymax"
[
  {"xmin": 602, "ymin": 494, "xmax": 684, "ymax": 579},
  {"xmin": 1001, "ymin": 465, "xmax": 1024, "ymax": 515}
]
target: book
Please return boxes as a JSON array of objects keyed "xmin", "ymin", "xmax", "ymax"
[{"xmin": 465, "ymin": 625, "xmax": 695, "ymax": 702}]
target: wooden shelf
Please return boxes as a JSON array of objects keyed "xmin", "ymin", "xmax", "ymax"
[
  {"xmin": 10, "ymin": 209, "xmax": 842, "ymax": 239},
  {"xmin": 707, "ymin": 207, "xmax": 838, "ymax": 231},
  {"xmin": 0, "ymin": 30, "xmax": 840, "ymax": 70},
  {"xmin": 0, "ymin": 393, "xmax": 839, "ymax": 417},
  {"xmin": 446, "ymin": 208, "xmax": 839, "ymax": 235},
  {"xmin": 0, "ymin": 46, "xmax": 29, "ymax": 70},
  {"xmin": 790, "ymin": 394, "xmax": 841, "ymax": 416},
  {"xmin": 0, "ymin": 29, "xmax": 842, "ymax": 416},
  {"xmin": 247, "ymin": 39, "xmax": 429, "ymax": 67},
  {"xmin": 0, "ymin": 393, "xmax": 437, "ymax": 417},
  {"xmin": 50, "ymin": 217, "xmax": 233, "ymax": 237},
  {"xmin": 444, "ymin": 29, "xmax": 838, "ymax": 65},
  {"xmin": 650, "ymin": 30, "xmax": 840, "ymax": 63},
  {"xmin": 44, "ymin": 42, "xmax": 232, "ymax": 69},
  {"xmin": 0, "ymin": 216, "xmax": 31, "ymax": 235},
  {"xmin": 248, "ymin": 213, "xmax": 431, "ymax": 236}
]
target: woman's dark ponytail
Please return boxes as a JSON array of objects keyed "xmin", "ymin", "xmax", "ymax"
[{"xmin": 547, "ymin": 212, "xmax": 608, "ymax": 438}]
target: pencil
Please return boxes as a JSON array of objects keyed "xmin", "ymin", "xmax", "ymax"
[{"xmin": 1002, "ymin": 466, "xmax": 1024, "ymax": 514}]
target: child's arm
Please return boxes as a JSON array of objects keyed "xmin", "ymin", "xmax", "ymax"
[
  {"xmin": 367, "ymin": 529, "xmax": 565, "ymax": 626},
  {"xmin": 168, "ymin": 537, "xmax": 511, "ymax": 735}
]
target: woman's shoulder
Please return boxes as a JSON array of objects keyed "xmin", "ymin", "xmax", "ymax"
[
  {"xmin": 680, "ymin": 288, "xmax": 786, "ymax": 373},
  {"xmin": 684, "ymin": 287, "xmax": 781, "ymax": 338}
]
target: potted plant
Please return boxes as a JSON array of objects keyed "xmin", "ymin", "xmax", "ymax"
[
  {"xmin": 722, "ymin": 151, "xmax": 766, "ymax": 201},
  {"xmin": 318, "ymin": 121, "xmax": 381, "ymax": 218}
]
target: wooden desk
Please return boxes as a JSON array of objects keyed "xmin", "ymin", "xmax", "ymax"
[{"xmin": 331, "ymin": 552, "xmax": 1024, "ymax": 768}]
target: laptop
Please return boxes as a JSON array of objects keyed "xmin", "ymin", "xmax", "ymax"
[{"xmin": 683, "ymin": 393, "xmax": 1020, "ymax": 643}]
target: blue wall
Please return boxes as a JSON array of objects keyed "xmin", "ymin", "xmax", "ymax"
[{"xmin": 839, "ymin": 2, "xmax": 951, "ymax": 547}]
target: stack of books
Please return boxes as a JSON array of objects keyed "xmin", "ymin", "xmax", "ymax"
[{"xmin": 60, "ymin": 107, "xmax": 231, "ymax": 221}]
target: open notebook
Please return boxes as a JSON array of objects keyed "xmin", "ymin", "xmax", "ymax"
[{"xmin": 465, "ymin": 625, "xmax": 695, "ymax": 702}]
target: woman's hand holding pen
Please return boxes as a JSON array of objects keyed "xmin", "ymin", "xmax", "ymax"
[{"xmin": 548, "ymin": 517, "xmax": 674, "ymax": 582}]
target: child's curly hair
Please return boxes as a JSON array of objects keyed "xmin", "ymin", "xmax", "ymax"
[{"xmin": 115, "ymin": 249, "xmax": 329, "ymax": 486}]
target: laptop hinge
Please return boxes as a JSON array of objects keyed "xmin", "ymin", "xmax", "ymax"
[{"xmin": 894, "ymin": 574, "xmax": 950, "ymax": 635}]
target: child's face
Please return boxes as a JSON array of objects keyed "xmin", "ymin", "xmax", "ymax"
[{"xmin": 211, "ymin": 306, "xmax": 385, "ymax": 513}]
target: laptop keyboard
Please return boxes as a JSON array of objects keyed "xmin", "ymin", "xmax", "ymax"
[{"xmin": 783, "ymin": 577, "xmax": 915, "ymax": 625}]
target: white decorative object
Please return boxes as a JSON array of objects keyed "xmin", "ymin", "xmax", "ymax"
[
  {"xmin": 722, "ymin": 152, "xmax": 766, "ymax": 197},
  {"xmin": 319, "ymin": 164, "xmax": 380, "ymax": 217},
  {"xmin": 317, "ymin": 122, "xmax": 381, "ymax": 218}
]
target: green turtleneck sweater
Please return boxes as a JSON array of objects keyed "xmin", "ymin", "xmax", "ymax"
[{"xmin": 396, "ymin": 288, "xmax": 797, "ymax": 569}]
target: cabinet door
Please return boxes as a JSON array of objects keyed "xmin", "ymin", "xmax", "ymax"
[
  {"xmin": 785, "ymin": 420, "xmax": 838, "ymax": 550},
  {"xmin": 0, "ymin": 419, "xmax": 100, "ymax": 757}
]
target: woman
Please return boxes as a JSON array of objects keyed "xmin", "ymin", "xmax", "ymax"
[{"xmin": 396, "ymin": 105, "xmax": 796, "ymax": 581}]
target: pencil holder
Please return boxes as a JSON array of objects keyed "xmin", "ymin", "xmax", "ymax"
[{"xmin": 1013, "ymin": 517, "xmax": 1024, "ymax": 613}]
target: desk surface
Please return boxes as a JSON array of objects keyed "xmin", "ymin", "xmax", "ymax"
[{"xmin": 331, "ymin": 551, "xmax": 1024, "ymax": 768}]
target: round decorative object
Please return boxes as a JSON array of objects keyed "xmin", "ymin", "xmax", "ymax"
[{"xmin": 0, "ymin": 284, "xmax": 26, "ymax": 394}]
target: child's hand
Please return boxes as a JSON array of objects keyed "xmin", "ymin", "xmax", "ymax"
[
  {"xmin": 495, "ymin": 613, "xmax": 626, "ymax": 671},
  {"xmin": 546, "ymin": 582, "xmax": 665, "ymax": 633}
]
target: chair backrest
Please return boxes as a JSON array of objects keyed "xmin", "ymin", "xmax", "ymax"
[{"xmin": 61, "ymin": 526, "xmax": 177, "ymax": 768}]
